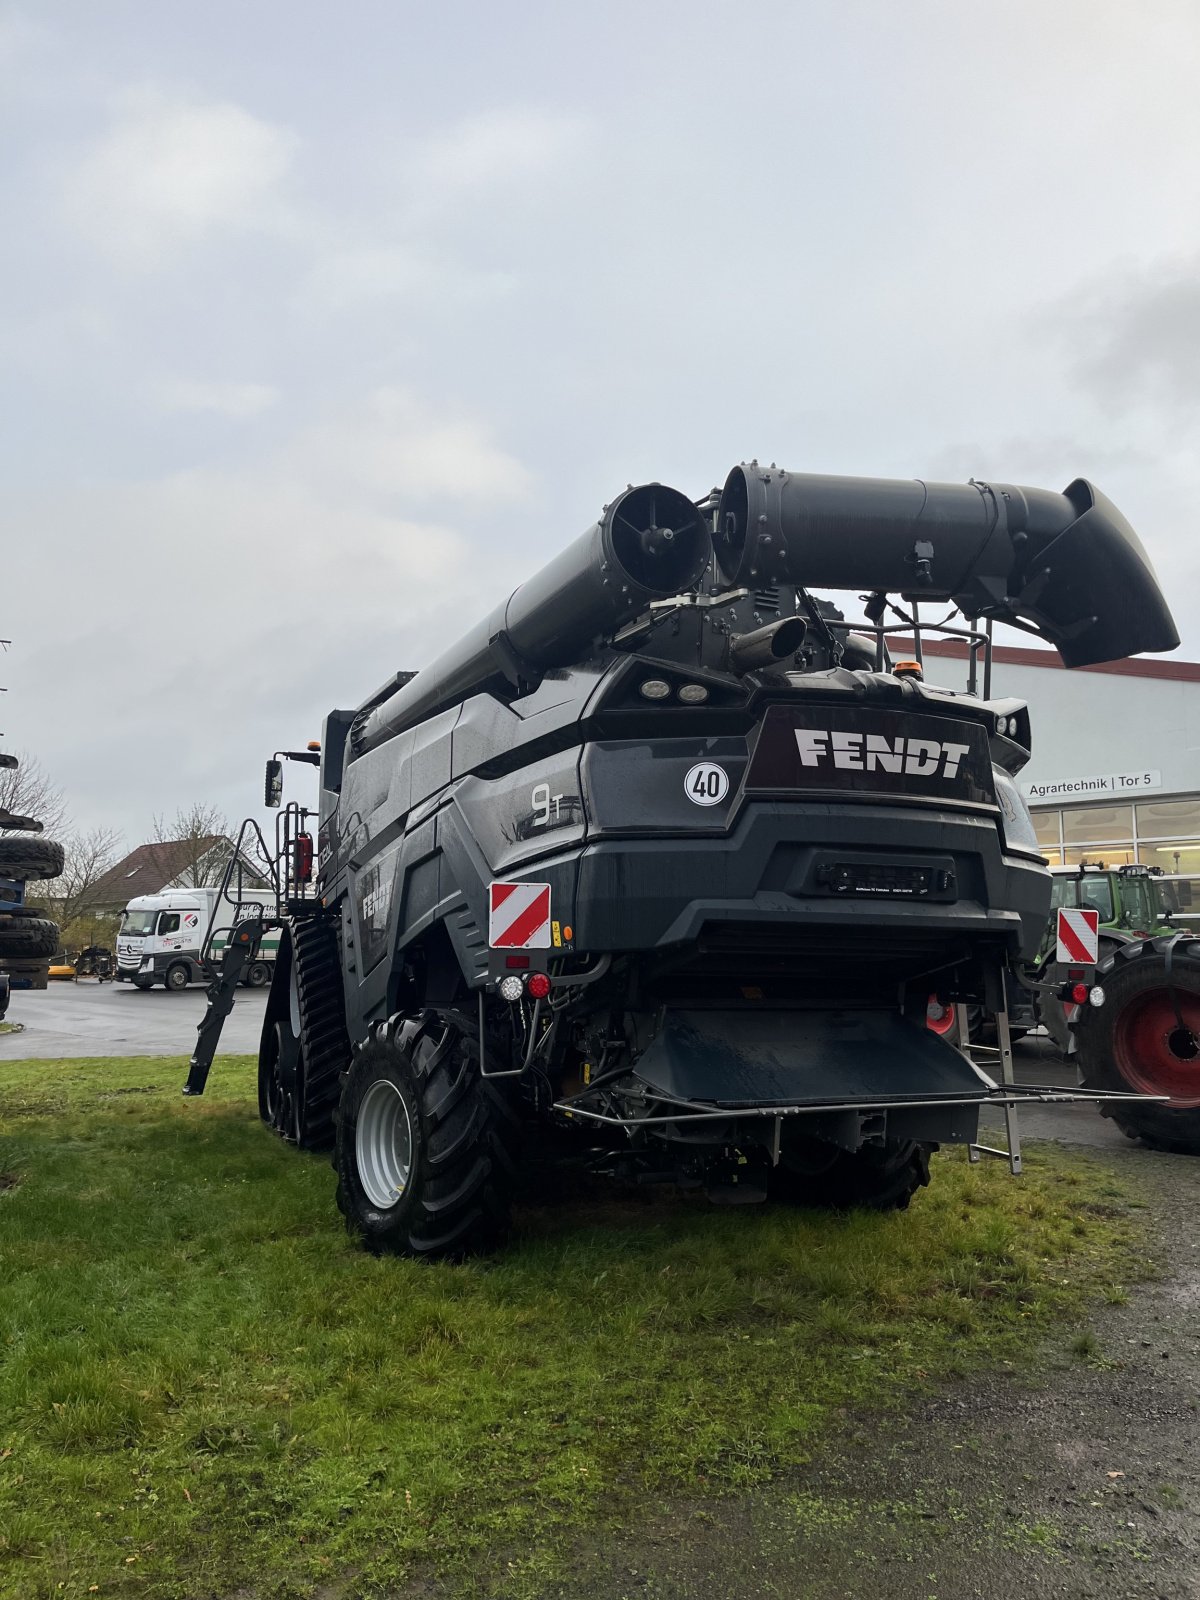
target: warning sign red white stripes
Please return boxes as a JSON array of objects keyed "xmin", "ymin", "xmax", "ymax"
[
  {"xmin": 489, "ymin": 881, "xmax": 553, "ymax": 949},
  {"xmin": 1056, "ymin": 906, "xmax": 1100, "ymax": 965}
]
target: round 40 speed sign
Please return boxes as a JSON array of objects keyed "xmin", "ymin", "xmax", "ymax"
[{"xmin": 684, "ymin": 761, "xmax": 729, "ymax": 807}]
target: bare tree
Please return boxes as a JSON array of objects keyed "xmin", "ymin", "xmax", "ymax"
[
  {"xmin": 38, "ymin": 826, "xmax": 123, "ymax": 943},
  {"xmin": 0, "ymin": 752, "xmax": 69, "ymax": 837},
  {"xmin": 151, "ymin": 803, "xmax": 231, "ymax": 887}
]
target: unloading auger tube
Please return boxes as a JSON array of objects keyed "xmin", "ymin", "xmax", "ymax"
[
  {"xmin": 716, "ymin": 464, "xmax": 1179, "ymax": 668},
  {"xmin": 353, "ymin": 482, "xmax": 712, "ymax": 755}
]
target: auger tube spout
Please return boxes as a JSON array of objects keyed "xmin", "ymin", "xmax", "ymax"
[
  {"xmin": 715, "ymin": 464, "xmax": 1179, "ymax": 667},
  {"xmin": 354, "ymin": 482, "xmax": 711, "ymax": 756}
]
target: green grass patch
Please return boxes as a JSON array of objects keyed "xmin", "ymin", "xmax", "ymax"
[{"xmin": 0, "ymin": 1055, "xmax": 1145, "ymax": 1598}]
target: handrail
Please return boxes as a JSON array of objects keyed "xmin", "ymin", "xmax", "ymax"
[{"xmin": 199, "ymin": 818, "xmax": 281, "ymax": 968}]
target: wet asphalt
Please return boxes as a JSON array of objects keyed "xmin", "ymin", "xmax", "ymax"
[{"xmin": 0, "ymin": 974, "xmax": 267, "ymax": 1059}]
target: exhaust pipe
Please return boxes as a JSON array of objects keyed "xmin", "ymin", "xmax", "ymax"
[{"xmin": 728, "ymin": 616, "xmax": 808, "ymax": 674}]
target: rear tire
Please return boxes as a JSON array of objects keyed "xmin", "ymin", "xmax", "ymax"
[
  {"xmin": 0, "ymin": 918, "xmax": 60, "ymax": 960},
  {"xmin": 770, "ymin": 1138, "xmax": 933, "ymax": 1212},
  {"xmin": 1076, "ymin": 938, "xmax": 1200, "ymax": 1153},
  {"xmin": 0, "ymin": 838, "xmax": 64, "ymax": 881},
  {"xmin": 244, "ymin": 961, "xmax": 270, "ymax": 989},
  {"xmin": 334, "ymin": 1014, "xmax": 519, "ymax": 1258}
]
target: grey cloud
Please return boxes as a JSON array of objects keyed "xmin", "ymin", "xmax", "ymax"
[{"xmin": 1062, "ymin": 262, "xmax": 1200, "ymax": 416}]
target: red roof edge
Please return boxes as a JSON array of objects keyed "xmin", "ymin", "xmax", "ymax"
[{"xmin": 890, "ymin": 638, "xmax": 1200, "ymax": 685}]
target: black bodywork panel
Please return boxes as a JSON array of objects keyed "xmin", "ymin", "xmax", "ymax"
[{"xmin": 635, "ymin": 1007, "xmax": 996, "ymax": 1108}]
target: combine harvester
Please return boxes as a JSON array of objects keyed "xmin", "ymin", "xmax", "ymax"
[{"xmin": 186, "ymin": 461, "xmax": 1186, "ymax": 1255}]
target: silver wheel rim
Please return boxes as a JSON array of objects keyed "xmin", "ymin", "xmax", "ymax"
[{"xmin": 356, "ymin": 1079, "xmax": 414, "ymax": 1210}]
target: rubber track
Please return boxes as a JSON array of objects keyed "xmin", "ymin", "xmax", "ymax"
[{"xmin": 290, "ymin": 915, "xmax": 352, "ymax": 1151}]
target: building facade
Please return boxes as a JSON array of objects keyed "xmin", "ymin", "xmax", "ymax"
[{"xmin": 912, "ymin": 640, "xmax": 1200, "ymax": 874}]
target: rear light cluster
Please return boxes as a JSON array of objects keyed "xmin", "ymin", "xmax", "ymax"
[
  {"xmin": 498, "ymin": 969, "xmax": 552, "ymax": 1003},
  {"xmin": 1067, "ymin": 981, "xmax": 1105, "ymax": 1008},
  {"xmin": 639, "ymin": 678, "xmax": 710, "ymax": 704}
]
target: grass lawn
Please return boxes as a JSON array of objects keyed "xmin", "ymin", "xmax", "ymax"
[{"xmin": 0, "ymin": 1054, "xmax": 1145, "ymax": 1599}]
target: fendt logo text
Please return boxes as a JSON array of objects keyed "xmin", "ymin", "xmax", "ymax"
[{"xmin": 795, "ymin": 730, "xmax": 971, "ymax": 779}]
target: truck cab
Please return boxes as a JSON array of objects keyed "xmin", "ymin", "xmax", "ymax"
[{"xmin": 117, "ymin": 887, "xmax": 278, "ymax": 990}]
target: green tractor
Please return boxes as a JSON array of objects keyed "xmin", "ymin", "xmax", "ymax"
[{"xmin": 1038, "ymin": 863, "xmax": 1172, "ymax": 1051}]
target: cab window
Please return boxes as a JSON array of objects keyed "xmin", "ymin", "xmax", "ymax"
[
  {"xmin": 1118, "ymin": 877, "xmax": 1155, "ymax": 931},
  {"xmin": 1078, "ymin": 876, "xmax": 1114, "ymax": 922},
  {"xmin": 157, "ymin": 912, "xmax": 182, "ymax": 935},
  {"xmin": 1049, "ymin": 876, "xmax": 1075, "ymax": 911}
]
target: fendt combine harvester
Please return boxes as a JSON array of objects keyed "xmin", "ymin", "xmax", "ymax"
[{"xmin": 188, "ymin": 461, "xmax": 1184, "ymax": 1257}]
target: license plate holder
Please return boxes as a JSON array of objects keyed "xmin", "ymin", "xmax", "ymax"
[{"xmin": 810, "ymin": 853, "xmax": 958, "ymax": 901}]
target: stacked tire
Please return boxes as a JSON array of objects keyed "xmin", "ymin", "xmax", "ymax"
[
  {"xmin": 1075, "ymin": 935, "xmax": 1200, "ymax": 1154},
  {"xmin": 0, "ymin": 836, "xmax": 64, "ymax": 992}
]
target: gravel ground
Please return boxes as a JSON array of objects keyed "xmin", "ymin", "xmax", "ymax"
[{"xmin": 540, "ymin": 1141, "xmax": 1200, "ymax": 1600}]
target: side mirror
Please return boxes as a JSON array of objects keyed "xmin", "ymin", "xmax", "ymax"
[{"xmin": 264, "ymin": 759, "xmax": 283, "ymax": 808}]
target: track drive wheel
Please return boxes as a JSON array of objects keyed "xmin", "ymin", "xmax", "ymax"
[
  {"xmin": 1076, "ymin": 937, "xmax": 1200, "ymax": 1153},
  {"xmin": 334, "ymin": 1013, "xmax": 519, "ymax": 1258},
  {"xmin": 769, "ymin": 1137, "xmax": 933, "ymax": 1212},
  {"xmin": 257, "ymin": 917, "xmax": 350, "ymax": 1151}
]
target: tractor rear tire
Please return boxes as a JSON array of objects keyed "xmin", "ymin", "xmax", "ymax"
[
  {"xmin": 770, "ymin": 1138, "xmax": 933, "ymax": 1212},
  {"xmin": 0, "ymin": 918, "xmax": 60, "ymax": 960},
  {"xmin": 1075, "ymin": 937, "xmax": 1200, "ymax": 1153},
  {"xmin": 0, "ymin": 838, "xmax": 64, "ymax": 881},
  {"xmin": 334, "ymin": 1014, "xmax": 519, "ymax": 1258}
]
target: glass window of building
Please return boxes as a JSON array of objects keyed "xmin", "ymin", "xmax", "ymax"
[
  {"xmin": 1063, "ymin": 844, "xmax": 1135, "ymax": 868},
  {"xmin": 1060, "ymin": 804, "xmax": 1134, "ymax": 845},
  {"xmin": 1032, "ymin": 811, "xmax": 1062, "ymax": 849},
  {"xmin": 1139, "ymin": 840, "xmax": 1200, "ymax": 874},
  {"xmin": 1136, "ymin": 799, "xmax": 1200, "ymax": 839}
]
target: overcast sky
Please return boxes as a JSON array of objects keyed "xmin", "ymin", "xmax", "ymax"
[{"xmin": 4, "ymin": 0, "xmax": 1198, "ymax": 845}]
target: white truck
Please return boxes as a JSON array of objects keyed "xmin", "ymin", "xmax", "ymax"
[{"xmin": 115, "ymin": 885, "xmax": 280, "ymax": 991}]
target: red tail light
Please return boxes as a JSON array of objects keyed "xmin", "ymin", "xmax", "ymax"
[
  {"xmin": 527, "ymin": 972, "xmax": 551, "ymax": 1000},
  {"xmin": 1069, "ymin": 982, "xmax": 1090, "ymax": 1006},
  {"xmin": 294, "ymin": 833, "xmax": 314, "ymax": 884}
]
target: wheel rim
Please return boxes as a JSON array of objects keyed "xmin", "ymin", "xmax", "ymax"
[
  {"xmin": 926, "ymin": 995, "xmax": 957, "ymax": 1036},
  {"xmin": 1113, "ymin": 989, "xmax": 1200, "ymax": 1106},
  {"xmin": 356, "ymin": 1079, "xmax": 414, "ymax": 1210}
]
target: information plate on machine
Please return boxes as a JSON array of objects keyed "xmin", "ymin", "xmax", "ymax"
[
  {"xmin": 489, "ymin": 881, "xmax": 553, "ymax": 949},
  {"xmin": 746, "ymin": 705, "xmax": 996, "ymax": 805},
  {"xmin": 1056, "ymin": 906, "xmax": 1100, "ymax": 966}
]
